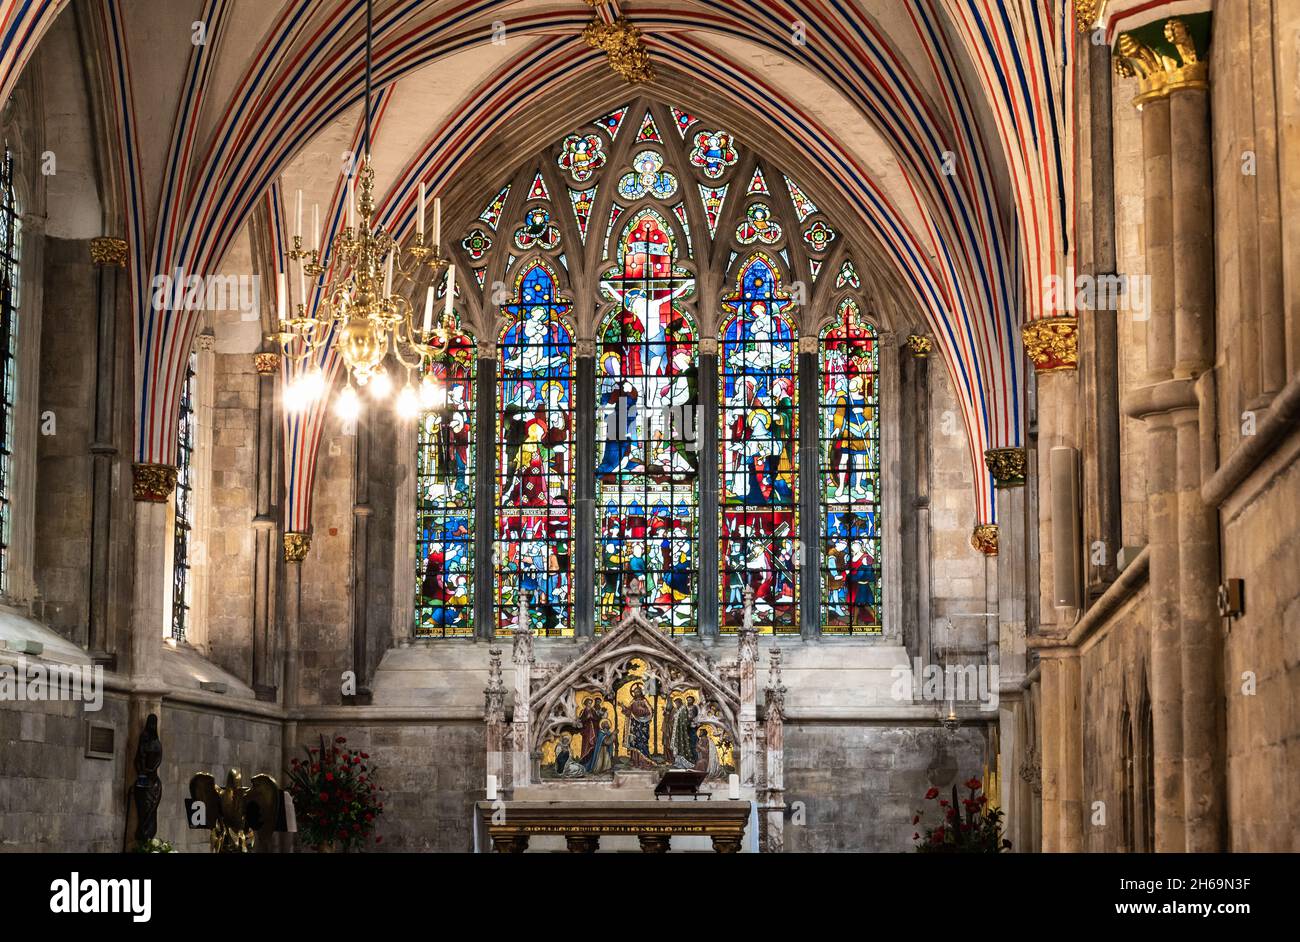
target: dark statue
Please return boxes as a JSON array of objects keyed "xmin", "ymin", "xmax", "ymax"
[{"xmin": 131, "ymin": 713, "xmax": 163, "ymax": 846}]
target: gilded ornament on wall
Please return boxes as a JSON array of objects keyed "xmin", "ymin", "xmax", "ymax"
[
  {"xmin": 582, "ymin": 16, "xmax": 654, "ymax": 84},
  {"xmin": 904, "ymin": 334, "xmax": 932, "ymax": 358},
  {"xmin": 132, "ymin": 463, "xmax": 177, "ymax": 502},
  {"xmin": 283, "ymin": 531, "xmax": 312, "ymax": 562},
  {"xmin": 254, "ymin": 352, "xmax": 281, "ymax": 374},
  {"xmin": 971, "ymin": 523, "xmax": 999, "ymax": 556},
  {"xmin": 1021, "ymin": 317, "xmax": 1078, "ymax": 373},
  {"xmin": 89, "ymin": 237, "xmax": 128, "ymax": 267},
  {"xmin": 984, "ymin": 447, "xmax": 1027, "ymax": 488}
]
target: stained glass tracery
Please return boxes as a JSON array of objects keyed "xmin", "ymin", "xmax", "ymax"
[
  {"xmin": 819, "ymin": 299, "xmax": 880, "ymax": 634},
  {"xmin": 496, "ymin": 262, "xmax": 575, "ymax": 636},
  {"xmin": 720, "ymin": 254, "xmax": 798, "ymax": 633}
]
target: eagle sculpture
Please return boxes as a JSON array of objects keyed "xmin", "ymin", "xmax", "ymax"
[{"xmin": 188, "ymin": 769, "xmax": 282, "ymax": 853}]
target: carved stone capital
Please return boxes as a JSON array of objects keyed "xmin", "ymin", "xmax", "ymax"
[
  {"xmin": 904, "ymin": 334, "xmax": 932, "ymax": 359},
  {"xmin": 698, "ymin": 337, "xmax": 719, "ymax": 357},
  {"xmin": 575, "ymin": 338, "xmax": 597, "ymax": 358},
  {"xmin": 983, "ymin": 447, "xmax": 1028, "ymax": 488},
  {"xmin": 196, "ymin": 331, "xmax": 216, "ymax": 353},
  {"xmin": 1022, "ymin": 317, "xmax": 1078, "ymax": 373},
  {"xmin": 283, "ymin": 531, "xmax": 312, "ymax": 562},
  {"xmin": 254, "ymin": 352, "xmax": 281, "ymax": 374},
  {"xmin": 971, "ymin": 523, "xmax": 999, "ymax": 556},
  {"xmin": 89, "ymin": 237, "xmax": 128, "ymax": 267},
  {"xmin": 132, "ymin": 463, "xmax": 177, "ymax": 502}
]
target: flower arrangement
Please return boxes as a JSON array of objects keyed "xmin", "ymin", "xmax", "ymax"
[
  {"xmin": 285, "ymin": 735, "xmax": 385, "ymax": 852},
  {"xmin": 912, "ymin": 778, "xmax": 1009, "ymax": 853}
]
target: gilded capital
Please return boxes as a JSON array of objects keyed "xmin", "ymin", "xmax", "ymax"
[
  {"xmin": 984, "ymin": 447, "xmax": 1028, "ymax": 488},
  {"xmin": 1113, "ymin": 16, "xmax": 1210, "ymax": 106},
  {"xmin": 283, "ymin": 531, "xmax": 312, "ymax": 562},
  {"xmin": 904, "ymin": 334, "xmax": 932, "ymax": 358},
  {"xmin": 132, "ymin": 463, "xmax": 178, "ymax": 502},
  {"xmin": 89, "ymin": 237, "xmax": 128, "ymax": 267},
  {"xmin": 254, "ymin": 352, "xmax": 281, "ymax": 374},
  {"xmin": 1022, "ymin": 317, "xmax": 1078, "ymax": 373},
  {"xmin": 971, "ymin": 524, "xmax": 999, "ymax": 556},
  {"xmin": 1074, "ymin": 0, "xmax": 1104, "ymax": 33}
]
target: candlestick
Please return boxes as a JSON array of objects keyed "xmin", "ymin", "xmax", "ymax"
[
  {"xmin": 423, "ymin": 285, "xmax": 435, "ymax": 335},
  {"xmin": 298, "ymin": 257, "xmax": 307, "ymax": 310},
  {"xmin": 444, "ymin": 264, "xmax": 455, "ymax": 316},
  {"xmin": 277, "ymin": 271, "xmax": 287, "ymax": 322},
  {"xmin": 418, "ymin": 182, "xmax": 426, "ymax": 240}
]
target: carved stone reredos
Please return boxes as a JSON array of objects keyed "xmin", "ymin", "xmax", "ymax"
[{"xmin": 528, "ymin": 604, "xmax": 742, "ymax": 753}]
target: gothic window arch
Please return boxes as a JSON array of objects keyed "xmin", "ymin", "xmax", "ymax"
[
  {"xmin": 415, "ymin": 329, "xmax": 476, "ymax": 637},
  {"xmin": 0, "ymin": 147, "xmax": 18, "ymax": 594},
  {"xmin": 437, "ymin": 98, "xmax": 878, "ymax": 638},
  {"xmin": 818, "ymin": 297, "xmax": 881, "ymax": 633},
  {"xmin": 719, "ymin": 253, "xmax": 798, "ymax": 633},
  {"xmin": 495, "ymin": 259, "xmax": 575, "ymax": 636}
]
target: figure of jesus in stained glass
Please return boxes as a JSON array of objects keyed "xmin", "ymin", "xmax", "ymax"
[
  {"xmin": 496, "ymin": 262, "xmax": 575, "ymax": 636},
  {"xmin": 719, "ymin": 254, "xmax": 798, "ymax": 633},
  {"xmin": 819, "ymin": 299, "xmax": 880, "ymax": 633},
  {"xmin": 416, "ymin": 331, "xmax": 476, "ymax": 636},
  {"xmin": 596, "ymin": 211, "xmax": 699, "ymax": 632}
]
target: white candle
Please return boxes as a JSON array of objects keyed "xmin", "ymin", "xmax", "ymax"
[
  {"xmin": 486, "ymin": 774, "xmax": 497, "ymax": 801},
  {"xmin": 418, "ymin": 182, "xmax": 426, "ymax": 239},
  {"xmin": 277, "ymin": 271, "xmax": 287, "ymax": 322},
  {"xmin": 347, "ymin": 179, "xmax": 355, "ymax": 228},
  {"xmin": 423, "ymin": 285, "xmax": 435, "ymax": 335},
  {"xmin": 295, "ymin": 189, "xmax": 302, "ymax": 239},
  {"xmin": 312, "ymin": 203, "xmax": 320, "ymax": 252},
  {"xmin": 443, "ymin": 264, "xmax": 455, "ymax": 316},
  {"xmin": 432, "ymin": 197, "xmax": 441, "ymax": 248},
  {"xmin": 298, "ymin": 257, "xmax": 307, "ymax": 309},
  {"xmin": 728, "ymin": 773, "xmax": 740, "ymax": 800}
]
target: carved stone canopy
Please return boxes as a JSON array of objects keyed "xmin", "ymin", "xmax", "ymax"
[{"xmin": 528, "ymin": 603, "xmax": 742, "ymax": 781}]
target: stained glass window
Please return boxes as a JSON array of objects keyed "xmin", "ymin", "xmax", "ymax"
[
  {"xmin": 819, "ymin": 299, "xmax": 880, "ymax": 633},
  {"xmin": 496, "ymin": 261, "xmax": 575, "ymax": 636},
  {"xmin": 171, "ymin": 350, "xmax": 197, "ymax": 641},
  {"xmin": 0, "ymin": 149, "xmax": 19, "ymax": 595},
  {"xmin": 416, "ymin": 331, "xmax": 476, "ymax": 637},
  {"xmin": 720, "ymin": 254, "xmax": 798, "ymax": 633},
  {"xmin": 595, "ymin": 211, "xmax": 699, "ymax": 633}
]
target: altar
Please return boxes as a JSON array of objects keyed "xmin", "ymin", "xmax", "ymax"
[{"xmin": 476, "ymin": 589, "xmax": 786, "ymax": 852}]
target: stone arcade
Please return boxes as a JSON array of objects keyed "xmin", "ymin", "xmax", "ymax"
[{"xmin": 0, "ymin": 0, "xmax": 1297, "ymax": 853}]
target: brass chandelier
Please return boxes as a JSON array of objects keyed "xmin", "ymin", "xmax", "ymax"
[{"xmin": 267, "ymin": 0, "xmax": 460, "ymax": 421}]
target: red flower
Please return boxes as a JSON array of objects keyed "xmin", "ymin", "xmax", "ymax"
[
  {"xmin": 319, "ymin": 792, "xmax": 329, "ymax": 802},
  {"xmin": 924, "ymin": 787, "xmax": 939, "ymax": 800},
  {"xmin": 938, "ymin": 799, "xmax": 948, "ymax": 807},
  {"xmin": 977, "ymin": 795, "xmax": 988, "ymax": 806},
  {"xmin": 945, "ymin": 807, "xmax": 957, "ymax": 820},
  {"xmin": 375, "ymin": 836, "xmax": 383, "ymax": 845},
  {"xmin": 361, "ymin": 753, "xmax": 370, "ymax": 759},
  {"xmin": 931, "ymin": 828, "xmax": 945, "ymax": 844},
  {"xmin": 965, "ymin": 777, "xmax": 982, "ymax": 791},
  {"xmin": 325, "ymin": 772, "xmax": 334, "ymax": 782},
  {"xmin": 365, "ymin": 813, "xmax": 374, "ymax": 822},
  {"xmin": 336, "ymin": 736, "xmax": 347, "ymax": 744}
]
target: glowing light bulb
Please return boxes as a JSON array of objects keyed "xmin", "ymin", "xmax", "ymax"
[
  {"xmin": 368, "ymin": 369, "xmax": 392, "ymax": 400},
  {"xmin": 336, "ymin": 385, "xmax": 361, "ymax": 421},
  {"xmin": 283, "ymin": 378, "xmax": 306, "ymax": 413},
  {"xmin": 396, "ymin": 384, "xmax": 419, "ymax": 420},
  {"xmin": 419, "ymin": 374, "xmax": 439, "ymax": 408},
  {"xmin": 300, "ymin": 367, "xmax": 325, "ymax": 401}
]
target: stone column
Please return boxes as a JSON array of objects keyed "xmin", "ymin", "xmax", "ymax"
[
  {"xmin": 903, "ymin": 335, "xmax": 933, "ymax": 661},
  {"xmin": 350, "ymin": 408, "xmax": 372, "ymax": 700},
  {"xmin": 878, "ymin": 330, "xmax": 903, "ymax": 642},
  {"xmin": 511, "ymin": 609, "xmax": 534, "ymax": 788},
  {"xmin": 87, "ymin": 237, "xmax": 127, "ymax": 662},
  {"xmin": 764, "ymin": 645, "xmax": 787, "ymax": 853},
  {"xmin": 697, "ymin": 339, "xmax": 720, "ymax": 638},
  {"xmin": 1037, "ymin": 646, "xmax": 1082, "ymax": 851},
  {"xmin": 574, "ymin": 340, "xmax": 596, "ymax": 637},
  {"xmin": 989, "ymin": 448, "xmax": 1027, "ymax": 837},
  {"xmin": 797, "ymin": 338, "xmax": 819, "ymax": 638},
  {"xmin": 281, "ymin": 532, "xmax": 310, "ymax": 708},
  {"xmin": 251, "ymin": 352, "xmax": 280, "ymax": 699},
  {"xmin": 123, "ymin": 464, "xmax": 174, "ymax": 850},
  {"xmin": 474, "ymin": 349, "xmax": 496, "ymax": 639}
]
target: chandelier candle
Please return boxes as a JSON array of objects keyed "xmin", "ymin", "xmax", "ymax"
[
  {"xmin": 277, "ymin": 271, "xmax": 287, "ymax": 322},
  {"xmin": 312, "ymin": 203, "xmax": 319, "ymax": 252},
  {"xmin": 423, "ymin": 285, "xmax": 434, "ymax": 335},
  {"xmin": 444, "ymin": 265, "xmax": 454, "ymax": 316},
  {"xmin": 433, "ymin": 197, "xmax": 440, "ymax": 248},
  {"xmin": 418, "ymin": 182, "xmax": 426, "ymax": 239}
]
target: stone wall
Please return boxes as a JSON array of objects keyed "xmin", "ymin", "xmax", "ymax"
[{"xmin": 782, "ymin": 722, "xmax": 989, "ymax": 852}]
